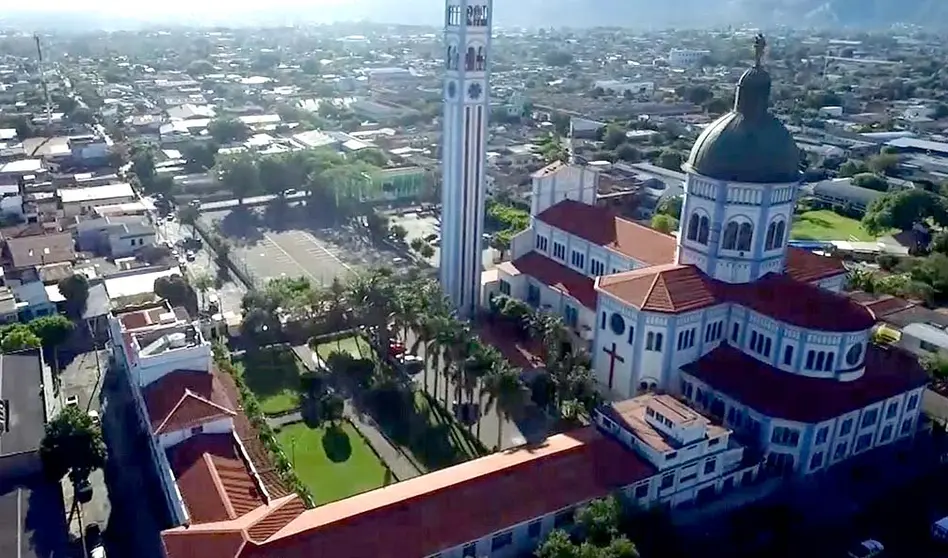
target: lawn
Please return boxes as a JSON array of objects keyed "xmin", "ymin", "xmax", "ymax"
[
  {"xmin": 238, "ymin": 346, "xmax": 304, "ymax": 415},
  {"xmin": 315, "ymin": 335, "xmax": 375, "ymax": 362},
  {"xmin": 275, "ymin": 421, "xmax": 391, "ymax": 504},
  {"xmin": 791, "ymin": 210, "xmax": 876, "ymax": 241}
]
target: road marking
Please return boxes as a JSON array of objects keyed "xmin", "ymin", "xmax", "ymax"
[
  {"xmin": 297, "ymin": 231, "xmax": 353, "ymax": 272},
  {"xmin": 261, "ymin": 232, "xmax": 319, "ymax": 283}
]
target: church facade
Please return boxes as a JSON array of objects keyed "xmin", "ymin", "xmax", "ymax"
[{"xmin": 487, "ymin": 56, "xmax": 928, "ymax": 477}]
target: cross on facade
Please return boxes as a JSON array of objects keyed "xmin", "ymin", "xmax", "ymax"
[{"xmin": 602, "ymin": 342, "xmax": 625, "ymax": 390}]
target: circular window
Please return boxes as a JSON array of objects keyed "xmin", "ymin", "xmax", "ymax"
[
  {"xmin": 609, "ymin": 313, "xmax": 625, "ymax": 335},
  {"xmin": 846, "ymin": 343, "xmax": 863, "ymax": 366}
]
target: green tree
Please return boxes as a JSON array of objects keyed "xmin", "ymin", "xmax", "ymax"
[
  {"xmin": 602, "ymin": 126, "xmax": 628, "ymax": 151},
  {"xmin": 535, "ymin": 529, "xmax": 578, "ymax": 558},
  {"xmin": 419, "ymin": 243, "xmax": 435, "ymax": 259},
  {"xmin": 862, "ymin": 189, "xmax": 948, "ymax": 235},
  {"xmin": 576, "ymin": 496, "xmax": 623, "ymax": 546},
  {"xmin": 131, "ymin": 146, "xmax": 157, "ymax": 186},
  {"xmin": 182, "ymin": 140, "xmax": 219, "ymax": 173},
  {"xmin": 301, "ymin": 58, "xmax": 322, "ymax": 75},
  {"xmin": 650, "ymin": 214, "xmax": 676, "ymax": 234},
  {"xmin": 192, "ymin": 273, "xmax": 215, "ymax": 310},
  {"xmin": 217, "ymin": 152, "xmax": 261, "ymax": 203},
  {"xmin": 186, "ymin": 59, "xmax": 215, "ymax": 76},
  {"xmin": 615, "ymin": 143, "xmax": 641, "ymax": 163},
  {"xmin": 0, "ymin": 324, "xmax": 41, "ymax": 352},
  {"xmin": 177, "ymin": 204, "xmax": 200, "ymax": 235},
  {"xmin": 544, "ymin": 51, "xmax": 573, "ymax": 66},
  {"xmin": 655, "ymin": 149, "xmax": 683, "ymax": 172},
  {"xmin": 483, "ymin": 363, "xmax": 527, "ymax": 450},
  {"xmin": 28, "ymin": 315, "xmax": 74, "ymax": 373},
  {"xmin": 656, "ymin": 196, "xmax": 683, "ymax": 220},
  {"xmin": 351, "ymin": 148, "xmax": 387, "ymax": 167},
  {"xmin": 155, "ymin": 275, "xmax": 198, "ymax": 316},
  {"xmin": 58, "ymin": 273, "xmax": 90, "ymax": 318},
  {"xmin": 838, "ymin": 159, "xmax": 869, "ymax": 178},
  {"xmin": 208, "ymin": 117, "xmax": 249, "ymax": 144},
  {"xmin": 851, "ymin": 173, "xmax": 889, "ymax": 192},
  {"xmin": 867, "ymin": 153, "xmax": 899, "ymax": 175},
  {"xmin": 39, "ymin": 405, "xmax": 106, "ymax": 483},
  {"xmin": 318, "ymin": 392, "xmax": 345, "ymax": 426}
]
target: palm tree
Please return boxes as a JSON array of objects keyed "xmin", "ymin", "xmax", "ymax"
[
  {"xmin": 462, "ymin": 344, "xmax": 497, "ymax": 434},
  {"xmin": 192, "ymin": 273, "xmax": 214, "ymax": 310},
  {"xmin": 484, "ymin": 362, "xmax": 528, "ymax": 450}
]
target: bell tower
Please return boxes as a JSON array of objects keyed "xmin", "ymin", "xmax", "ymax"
[{"xmin": 441, "ymin": 0, "xmax": 492, "ymax": 317}]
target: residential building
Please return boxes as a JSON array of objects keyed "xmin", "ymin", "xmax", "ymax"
[
  {"xmin": 0, "ymin": 350, "xmax": 49, "ymax": 482},
  {"xmin": 441, "ymin": 0, "xmax": 492, "ymax": 317},
  {"xmin": 76, "ymin": 216, "xmax": 156, "ymax": 257},
  {"xmin": 59, "ymin": 183, "xmax": 137, "ymax": 218},
  {"xmin": 809, "ymin": 178, "xmax": 883, "ymax": 214},
  {"xmin": 669, "ymin": 48, "xmax": 710, "ymax": 68}
]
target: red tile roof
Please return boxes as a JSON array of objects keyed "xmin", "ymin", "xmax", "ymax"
[
  {"xmin": 597, "ymin": 264, "xmax": 719, "ymax": 313},
  {"xmin": 847, "ymin": 292, "xmax": 917, "ymax": 318},
  {"xmin": 509, "ymin": 251, "xmax": 597, "ymax": 309},
  {"xmin": 537, "ymin": 200, "xmax": 676, "ymax": 266},
  {"xmin": 784, "ymin": 247, "xmax": 847, "ymax": 282},
  {"xmin": 681, "ymin": 344, "xmax": 928, "ymax": 423},
  {"xmin": 239, "ymin": 427, "xmax": 654, "ymax": 558},
  {"xmin": 724, "ymin": 273, "xmax": 876, "ymax": 332},
  {"xmin": 166, "ymin": 433, "xmax": 266, "ymax": 523},
  {"xmin": 143, "ymin": 370, "xmax": 237, "ymax": 435},
  {"xmin": 163, "ymin": 428, "xmax": 655, "ymax": 558}
]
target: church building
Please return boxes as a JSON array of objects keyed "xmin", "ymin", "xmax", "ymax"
[{"xmin": 485, "ymin": 47, "xmax": 929, "ymax": 476}]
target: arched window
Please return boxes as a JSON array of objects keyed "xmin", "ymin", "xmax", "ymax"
[
  {"xmin": 774, "ymin": 220, "xmax": 786, "ymax": 249},
  {"xmin": 654, "ymin": 333, "xmax": 664, "ymax": 351},
  {"xmin": 646, "ymin": 332, "xmax": 655, "ymax": 350},
  {"xmin": 465, "ymin": 47, "xmax": 476, "ymax": 71},
  {"xmin": 815, "ymin": 352, "xmax": 825, "ymax": 370},
  {"xmin": 736, "ymin": 222, "xmax": 753, "ymax": 251},
  {"xmin": 722, "ymin": 221, "xmax": 739, "ymax": 250},
  {"xmin": 766, "ymin": 222, "xmax": 777, "ymax": 250},
  {"xmin": 698, "ymin": 216, "xmax": 710, "ymax": 245},
  {"xmin": 825, "ymin": 352, "xmax": 835, "ymax": 371},
  {"xmin": 806, "ymin": 350, "xmax": 815, "ymax": 369},
  {"xmin": 687, "ymin": 213, "xmax": 699, "ymax": 241}
]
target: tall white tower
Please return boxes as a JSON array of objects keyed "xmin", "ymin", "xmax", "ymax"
[{"xmin": 440, "ymin": 0, "xmax": 492, "ymax": 318}]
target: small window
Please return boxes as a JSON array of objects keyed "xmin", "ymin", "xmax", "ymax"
[
  {"xmin": 634, "ymin": 483, "xmax": 649, "ymax": 499},
  {"xmin": 554, "ymin": 508, "xmax": 574, "ymax": 528},
  {"xmin": 840, "ymin": 418, "xmax": 853, "ymax": 436},
  {"xmin": 809, "ymin": 452, "xmax": 824, "ymax": 471},
  {"xmin": 660, "ymin": 473, "xmax": 675, "ymax": 489},
  {"xmin": 783, "ymin": 345, "xmax": 794, "ymax": 366},
  {"xmin": 703, "ymin": 458, "xmax": 716, "ymax": 475},
  {"xmin": 627, "ymin": 326, "xmax": 635, "ymax": 345},
  {"xmin": 901, "ymin": 417, "xmax": 914, "ymax": 435},
  {"xmin": 833, "ymin": 442, "xmax": 848, "ymax": 460},
  {"xmin": 880, "ymin": 424, "xmax": 893, "ymax": 442},
  {"xmin": 731, "ymin": 323, "xmax": 739, "ymax": 342},
  {"xmin": 498, "ymin": 280, "xmax": 511, "ymax": 295},
  {"xmin": 854, "ymin": 433, "xmax": 873, "ymax": 453},
  {"xmin": 462, "ymin": 543, "xmax": 477, "ymax": 557},
  {"xmin": 527, "ymin": 520, "xmax": 542, "ymax": 539},
  {"xmin": 491, "ymin": 531, "xmax": 513, "ymax": 551},
  {"xmin": 806, "ymin": 350, "xmax": 815, "ymax": 369},
  {"xmin": 815, "ymin": 427, "xmax": 828, "ymax": 445},
  {"xmin": 907, "ymin": 393, "xmax": 919, "ymax": 411},
  {"xmin": 860, "ymin": 409, "xmax": 878, "ymax": 429},
  {"xmin": 885, "ymin": 402, "xmax": 898, "ymax": 420}
]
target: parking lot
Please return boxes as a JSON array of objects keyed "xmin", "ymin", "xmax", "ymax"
[
  {"xmin": 200, "ymin": 207, "xmax": 414, "ymax": 288},
  {"xmin": 387, "ymin": 210, "xmax": 499, "ymax": 270}
]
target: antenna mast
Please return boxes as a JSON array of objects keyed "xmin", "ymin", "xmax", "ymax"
[{"xmin": 34, "ymin": 34, "xmax": 52, "ymax": 130}]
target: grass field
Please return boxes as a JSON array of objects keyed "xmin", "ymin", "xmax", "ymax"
[
  {"xmin": 276, "ymin": 421, "xmax": 391, "ymax": 504},
  {"xmin": 239, "ymin": 347, "xmax": 304, "ymax": 415},
  {"xmin": 791, "ymin": 210, "xmax": 876, "ymax": 241},
  {"xmin": 315, "ymin": 335, "xmax": 375, "ymax": 362}
]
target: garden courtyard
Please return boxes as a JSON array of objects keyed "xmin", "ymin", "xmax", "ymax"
[
  {"xmin": 274, "ymin": 421, "xmax": 392, "ymax": 504},
  {"xmin": 791, "ymin": 209, "xmax": 876, "ymax": 242}
]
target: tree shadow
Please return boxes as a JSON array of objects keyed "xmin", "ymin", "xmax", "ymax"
[
  {"xmin": 322, "ymin": 425, "xmax": 352, "ymax": 463},
  {"xmin": 217, "ymin": 207, "xmax": 265, "ymax": 244}
]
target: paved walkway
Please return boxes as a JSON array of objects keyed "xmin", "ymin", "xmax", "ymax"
[{"xmin": 267, "ymin": 345, "xmax": 422, "ymax": 481}]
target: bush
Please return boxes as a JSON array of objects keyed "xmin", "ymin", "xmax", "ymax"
[{"xmin": 876, "ymin": 254, "xmax": 899, "ymax": 271}]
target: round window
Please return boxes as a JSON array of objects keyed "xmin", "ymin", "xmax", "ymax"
[
  {"xmin": 846, "ymin": 343, "xmax": 863, "ymax": 366},
  {"xmin": 609, "ymin": 313, "xmax": 625, "ymax": 335}
]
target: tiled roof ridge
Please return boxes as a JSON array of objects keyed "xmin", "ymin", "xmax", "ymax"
[
  {"xmin": 154, "ymin": 388, "xmax": 238, "ymax": 435},
  {"xmin": 245, "ymin": 495, "xmax": 307, "ymax": 543},
  {"xmin": 202, "ymin": 452, "xmax": 239, "ymax": 521}
]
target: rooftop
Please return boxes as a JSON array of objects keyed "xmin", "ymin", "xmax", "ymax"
[
  {"xmin": 58, "ymin": 183, "xmax": 135, "ymax": 205},
  {"xmin": 682, "ymin": 343, "xmax": 929, "ymax": 423},
  {"xmin": 142, "ymin": 369, "xmax": 237, "ymax": 435},
  {"xmin": 504, "ymin": 251, "xmax": 597, "ymax": 309},
  {"xmin": 0, "ymin": 351, "xmax": 46, "ymax": 457},
  {"xmin": 597, "ymin": 263, "xmax": 718, "ymax": 314},
  {"xmin": 601, "ymin": 394, "xmax": 728, "ymax": 453},
  {"xmin": 4, "ymin": 232, "xmax": 75, "ymax": 269},
  {"xmin": 536, "ymin": 200, "xmax": 677, "ymax": 266},
  {"xmin": 163, "ymin": 427, "xmax": 654, "ymax": 558}
]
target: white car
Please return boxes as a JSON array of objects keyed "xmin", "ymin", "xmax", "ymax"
[
  {"xmin": 847, "ymin": 539, "xmax": 883, "ymax": 558},
  {"xmin": 65, "ymin": 395, "xmax": 79, "ymax": 408},
  {"xmin": 87, "ymin": 410, "xmax": 100, "ymax": 426}
]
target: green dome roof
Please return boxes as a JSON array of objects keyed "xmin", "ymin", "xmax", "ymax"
[{"xmin": 683, "ymin": 66, "xmax": 800, "ymax": 184}]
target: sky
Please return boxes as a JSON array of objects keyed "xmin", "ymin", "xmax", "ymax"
[{"xmin": 12, "ymin": 0, "xmax": 357, "ymax": 15}]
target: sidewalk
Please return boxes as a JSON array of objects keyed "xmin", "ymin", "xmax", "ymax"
[{"xmin": 271, "ymin": 345, "xmax": 422, "ymax": 481}]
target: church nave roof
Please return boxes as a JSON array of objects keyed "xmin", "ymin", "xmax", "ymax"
[{"xmin": 681, "ymin": 344, "xmax": 928, "ymax": 423}]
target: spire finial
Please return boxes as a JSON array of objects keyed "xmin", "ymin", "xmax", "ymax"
[{"xmin": 753, "ymin": 34, "xmax": 767, "ymax": 68}]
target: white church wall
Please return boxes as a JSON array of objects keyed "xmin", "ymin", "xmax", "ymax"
[
  {"xmin": 592, "ymin": 294, "xmax": 641, "ymax": 397},
  {"xmin": 509, "ymin": 227, "xmax": 534, "ymax": 260},
  {"xmin": 530, "ymin": 163, "xmax": 599, "ymax": 217},
  {"xmin": 639, "ymin": 314, "xmax": 671, "ymax": 388}
]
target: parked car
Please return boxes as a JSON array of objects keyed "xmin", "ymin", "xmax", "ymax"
[
  {"xmin": 398, "ymin": 354, "xmax": 424, "ymax": 374},
  {"xmin": 452, "ymin": 400, "xmax": 480, "ymax": 426},
  {"xmin": 86, "ymin": 524, "xmax": 105, "ymax": 558},
  {"xmin": 424, "ymin": 233, "xmax": 438, "ymax": 242},
  {"xmin": 65, "ymin": 395, "xmax": 79, "ymax": 408},
  {"xmin": 388, "ymin": 341, "xmax": 407, "ymax": 359},
  {"xmin": 87, "ymin": 410, "xmax": 100, "ymax": 426},
  {"xmin": 186, "ymin": 251, "xmax": 196, "ymax": 262},
  {"xmin": 847, "ymin": 539, "xmax": 883, "ymax": 558}
]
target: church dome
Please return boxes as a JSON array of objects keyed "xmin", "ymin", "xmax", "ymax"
[{"xmin": 683, "ymin": 65, "xmax": 800, "ymax": 184}]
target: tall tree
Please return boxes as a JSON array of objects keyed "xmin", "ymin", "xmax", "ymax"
[
  {"xmin": 217, "ymin": 152, "xmax": 261, "ymax": 204},
  {"xmin": 58, "ymin": 274, "xmax": 90, "ymax": 318},
  {"xmin": 28, "ymin": 315, "xmax": 74, "ymax": 373},
  {"xmin": 0, "ymin": 324, "xmax": 41, "ymax": 352},
  {"xmin": 483, "ymin": 362, "xmax": 527, "ymax": 449},
  {"xmin": 39, "ymin": 405, "xmax": 106, "ymax": 483}
]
